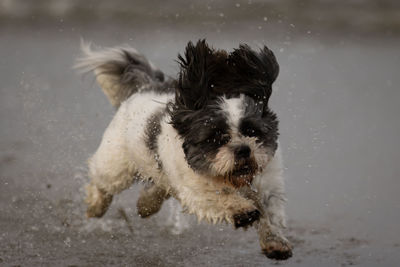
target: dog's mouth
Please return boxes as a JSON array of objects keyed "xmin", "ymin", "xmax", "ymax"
[
  {"xmin": 231, "ymin": 164, "xmax": 254, "ymax": 176},
  {"xmin": 224, "ymin": 159, "xmax": 258, "ymax": 188}
]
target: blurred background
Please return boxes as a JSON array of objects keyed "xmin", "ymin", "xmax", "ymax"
[{"xmin": 1, "ymin": 1, "xmax": 400, "ymax": 266}]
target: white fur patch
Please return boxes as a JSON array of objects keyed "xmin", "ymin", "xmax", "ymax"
[{"xmin": 219, "ymin": 95, "xmax": 245, "ymax": 130}]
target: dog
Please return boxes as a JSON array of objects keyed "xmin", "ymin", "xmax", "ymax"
[{"xmin": 76, "ymin": 40, "xmax": 292, "ymax": 260}]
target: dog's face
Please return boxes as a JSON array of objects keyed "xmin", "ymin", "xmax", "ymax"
[{"xmin": 169, "ymin": 40, "xmax": 279, "ymax": 187}]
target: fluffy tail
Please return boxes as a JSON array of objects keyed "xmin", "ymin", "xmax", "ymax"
[{"xmin": 75, "ymin": 41, "xmax": 165, "ymax": 108}]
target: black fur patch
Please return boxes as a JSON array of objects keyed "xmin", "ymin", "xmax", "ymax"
[
  {"xmin": 144, "ymin": 109, "xmax": 165, "ymax": 169},
  {"xmin": 233, "ymin": 209, "xmax": 261, "ymax": 228},
  {"xmin": 168, "ymin": 101, "xmax": 230, "ymax": 173},
  {"xmin": 116, "ymin": 50, "xmax": 176, "ymax": 95},
  {"xmin": 117, "ymin": 50, "xmax": 164, "ymax": 83},
  {"xmin": 239, "ymin": 96, "xmax": 279, "ymax": 153}
]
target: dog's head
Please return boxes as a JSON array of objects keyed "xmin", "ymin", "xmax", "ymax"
[{"xmin": 169, "ymin": 40, "xmax": 279, "ymax": 188}]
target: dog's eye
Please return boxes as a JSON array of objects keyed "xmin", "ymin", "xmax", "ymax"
[
  {"xmin": 205, "ymin": 131, "xmax": 230, "ymax": 146},
  {"xmin": 220, "ymin": 133, "xmax": 231, "ymax": 145},
  {"xmin": 239, "ymin": 119, "xmax": 265, "ymax": 139},
  {"xmin": 243, "ymin": 127, "xmax": 261, "ymax": 138}
]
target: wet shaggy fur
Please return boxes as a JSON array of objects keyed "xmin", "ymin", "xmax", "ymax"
[{"xmin": 76, "ymin": 40, "xmax": 292, "ymax": 260}]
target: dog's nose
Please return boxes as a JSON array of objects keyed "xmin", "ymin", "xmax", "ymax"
[{"xmin": 234, "ymin": 145, "xmax": 251, "ymax": 159}]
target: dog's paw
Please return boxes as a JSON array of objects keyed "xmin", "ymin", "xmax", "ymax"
[
  {"xmin": 86, "ymin": 194, "xmax": 113, "ymax": 218},
  {"xmin": 85, "ymin": 186, "xmax": 113, "ymax": 218},
  {"xmin": 86, "ymin": 205, "xmax": 107, "ymax": 218},
  {"xmin": 261, "ymin": 235, "xmax": 292, "ymax": 260},
  {"xmin": 136, "ymin": 199, "xmax": 163, "ymax": 218},
  {"xmin": 136, "ymin": 185, "xmax": 167, "ymax": 218},
  {"xmin": 233, "ymin": 209, "xmax": 260, "ymax": 228}
]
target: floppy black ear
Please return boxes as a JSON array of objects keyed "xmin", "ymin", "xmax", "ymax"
[
  {"xmin": 176, "ymin": 40, "xmax": 229, "ymax": 110},
  {"xmin": 176, "ymin": 40, "xmax": 211, "ymax": 110},
  {"xmin": 229, "ymin": 44, "xmax": 279, "ymax": 101},
  {"xmin": 258, "ymin": 45, "xmax": 280, "ymax": 83}
]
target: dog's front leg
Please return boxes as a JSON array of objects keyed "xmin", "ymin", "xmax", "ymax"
[
  {"xmin": 251, "ymin": 149, "xmax": 293, "ymax": 260},
  {"xmin": 257, "ymin": 197, "xmax": 292, "ymax": 260},
  {"xmin": 239, "ymin": 185, "xmax": 292, "ymax": 260}
]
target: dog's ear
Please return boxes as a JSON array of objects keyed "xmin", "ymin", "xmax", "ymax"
[
  {"xmin": 176, "ymin": 40, "xmax": 211, "ymax": 110},
  {"xmin": 176, "ymin": 40, "xmax": 228, "ymax": 110},
  {"xmin": 229, "ymin": 44, "xmax": 279, "ymax": 102},
  {"xmin": 258, "ymin": 45, "xmax": 280, "ymax": 84},
  {"xmin": 168, "ymin": 103, "xmax": 196, "ymax": 137}
]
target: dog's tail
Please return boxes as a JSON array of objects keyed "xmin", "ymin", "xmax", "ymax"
[{"xmin": 75, "ymin": 41, "xmax": 165, "ymax": 108}]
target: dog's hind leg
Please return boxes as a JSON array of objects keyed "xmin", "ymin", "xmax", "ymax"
[
  {"xmin": 85, "ymin": 145, "xmax": 136, "ymax": 218},
  {"xmin": 85, "ymin": 106, "xmax": 137, "ymax": 218},
  {"xmin": 136, "ymin": 183, "xmax": 169, "ymax": 218},
  {"xmin": 86, "ymin": 182, "xmax": 114, "ymax": 218}
]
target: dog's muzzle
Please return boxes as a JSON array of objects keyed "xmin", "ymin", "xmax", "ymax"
[{"xmin": 226, "ymin": 157, "xmax": 258, "ymax": 188}]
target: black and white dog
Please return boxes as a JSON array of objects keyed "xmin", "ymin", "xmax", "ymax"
[{"xmin": 76, "ymin": 40, "xmax": 292, "ymax": 260}]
